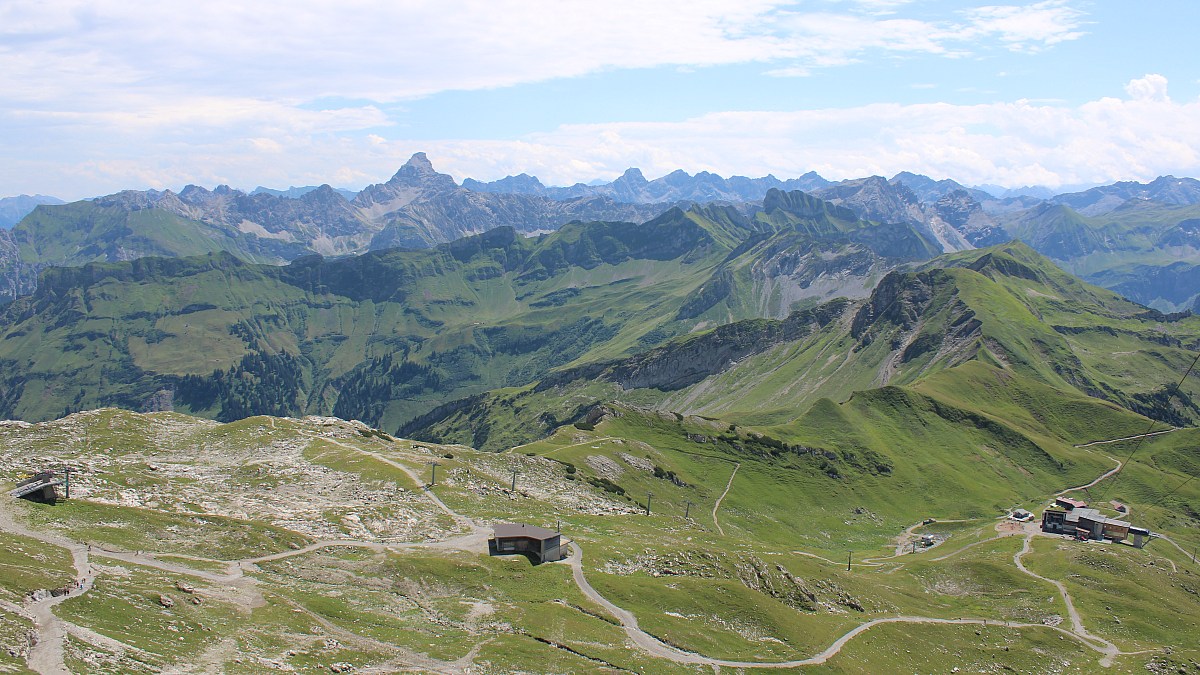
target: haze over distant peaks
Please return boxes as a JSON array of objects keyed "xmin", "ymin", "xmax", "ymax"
[
  {"xmin": 0, "ymin": 194, "xmax": 66, "ymax": 228},
  {"xmin": 250, "ymin": 185, "xmax": 357, "ymax": 201},
  {"xmin": 464, "ymin": 164, "xmax": 831, "ymax": 204}
]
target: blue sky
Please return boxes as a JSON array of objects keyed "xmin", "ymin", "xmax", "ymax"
[{"xmin": 2, "ymin": 0, "xmax": 1199, "ymax": 199}]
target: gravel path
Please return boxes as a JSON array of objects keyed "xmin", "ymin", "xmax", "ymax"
[
  {"xmin": 1074, "ymin": 428, "xmax": 1178, "ymax": 448},
  {"xmin": 1012, "ymin": 533, "xmax": 1120, "ymax": 666},
  {"xmin": 0, "ymin": 498, "xmax": 97, "ymax": 675},
  {"xmin": 712, "ymin": 462, "xmax": 739, "ymax": 536},
  {"xmin": 565, "ymin": 536, "xmax": 1121, "ymax": 668}
]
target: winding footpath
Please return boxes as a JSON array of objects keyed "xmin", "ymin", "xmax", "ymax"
[
  {"xmin": 567, "ymin": 538, "xmax": 1118, "ymax": 668},
  {"xmin": 0, "ymin": 498, "xmax": 99, "ymax": 675},
  {"xmin": 1012, "ymin": 533, "xmax": 1123, "ymax": 666},
  {"xmin": 1073, "ymin": 428, "xmax": 1178, "ymax": 448},
  {"xmin": 711, "ymin": 462, "xmax": 739, "ymax": 536},
  {"xmin": 1057, "ymin": 456, "xmax": 1122, "ymax": 496}
]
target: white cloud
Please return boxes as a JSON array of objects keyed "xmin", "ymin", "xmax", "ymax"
[
  {"xmin": 962, "ymin": 0, "xmax": 1087, "ymax": 52},
  {"xmin": 419, "ymin": 74, "xmax": 1200, "ymax": 190},
  {"xmin": 0, "ymin": 1, "xmax": 1088, "ymax": 107},
  {"xmin": 0, "ymin": 1, "xmax": 1159, "ymax": 198},
  {"xmin": 5, "ymin": 74, "xmax": 1193, "ymax": 198},
  {"xmin": 1125, "ymin": 74, "xmax": 1170, "ymax": 102},
  {"xmin": 22, "ymin": 74, "xmax": 1132, "ymax": 197}
]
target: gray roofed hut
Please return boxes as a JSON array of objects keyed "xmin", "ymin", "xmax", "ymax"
[
  {"xmin": 10, "ymin": 470, "xmax": 66, "ymax": 502},
  {"xmin": 489, "ymin": 523, "xmax": 564, "ymax": 564}
]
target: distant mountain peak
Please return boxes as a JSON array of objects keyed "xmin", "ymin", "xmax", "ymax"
[
  {"xmin": 461, "ymin": 173, "xmax": 546, "ymax": 195},
  {"xmin": 615, "ymin": 168, "xmax": 648, "ymax": 184},
  {"xmin": 366, "ymin": 152, "xmax": 457, "ymax": 198},
  {"xmin": 0, "ymin": 193, "xmax": 67, "ymax": 228},
  {"xmin": 385, "ymin": 152, "xmax": 453, "ymax": 185},
  {"xmin": 405, "ymin": 152, "xmax": 434, "ymax": 172}
]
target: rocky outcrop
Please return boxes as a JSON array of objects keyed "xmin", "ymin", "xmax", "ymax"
[
  {"xmin": 850, "ymin": 270, "xmax": 943, "ymax": 340},
  {"xmin": 812, "ymin": 177, "xmax": 977, "ymax": 254},
  {"xmin": 932, "ymin": 190, "xmax": 1010, "ymax": 247}
]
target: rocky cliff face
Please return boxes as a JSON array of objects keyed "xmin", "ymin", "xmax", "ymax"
[
  {"xmin": 931, "ymin": 190, "xmax": 1010, "ymax": 247},
  {"xmin": 811, "ymin": 177, "xmax": 977, "ymax": 254},
  {"xmin": 0, "ymin": 228, "xmax": 31, "ymax": 301}
]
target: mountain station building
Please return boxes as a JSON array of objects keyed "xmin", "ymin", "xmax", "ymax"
[
  {"xmin": 489, "ymin": 523, "xmax": 564, "ymax": 563},
  {"xmin": 1041, "ymin": 506, "xmax": 1150, "ymax": 548}
]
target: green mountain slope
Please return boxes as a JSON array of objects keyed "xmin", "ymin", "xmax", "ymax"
[
  {"xmin": 413, "ymin": 242, "xmax": 1200, "ymax": 450},
  {"xmin": 0, "ymin": 194, "xmax": 933, "ymax": 430},
  {"xmin": 1001, "ymin": 199, "xmax": 1200, "ymax": 310}
]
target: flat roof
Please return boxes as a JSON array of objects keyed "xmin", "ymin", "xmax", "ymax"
[
  {"xmin": 1068, "ymin": 508, "xmax": 1131, "ymax": 528},
  {"xmin": 493, "ymin": 522, "xmax": 559, "ymax": 541}
]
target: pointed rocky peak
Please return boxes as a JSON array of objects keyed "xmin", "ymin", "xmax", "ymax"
[
  {"xmin": 152, "ymin": 189, "xmax": 189, "ymax": 213},
  {"xmin": 353, "ymin": 152, "xmax": 459, "ymax": 209},
  {"xmin": 405, "ymin": 151, "xmax": 434, "ymax": 172},
  {"xmin": 605, "ymin": 168, "xmax": 651, "ymax": 203},
  {"xmin": 384, "ymin": 152, "xmax": 457, "ymax": 190},
  {"xmin": 614, "ymin": 168, "xmax": 648, "ymax": 185}
]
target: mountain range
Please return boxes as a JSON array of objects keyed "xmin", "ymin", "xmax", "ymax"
[
  {"xmin": 6, "ymin": 154, "xmax": 1200, "ymax": 312},
  {"xmin": 0, "ymin": 191, "xmax": 947, "ymax": 428}
]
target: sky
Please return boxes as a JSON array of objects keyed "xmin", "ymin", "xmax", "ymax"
[{"xmin": 3, "ymin": 0, "xmax": 1200, "ymax": 200}]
